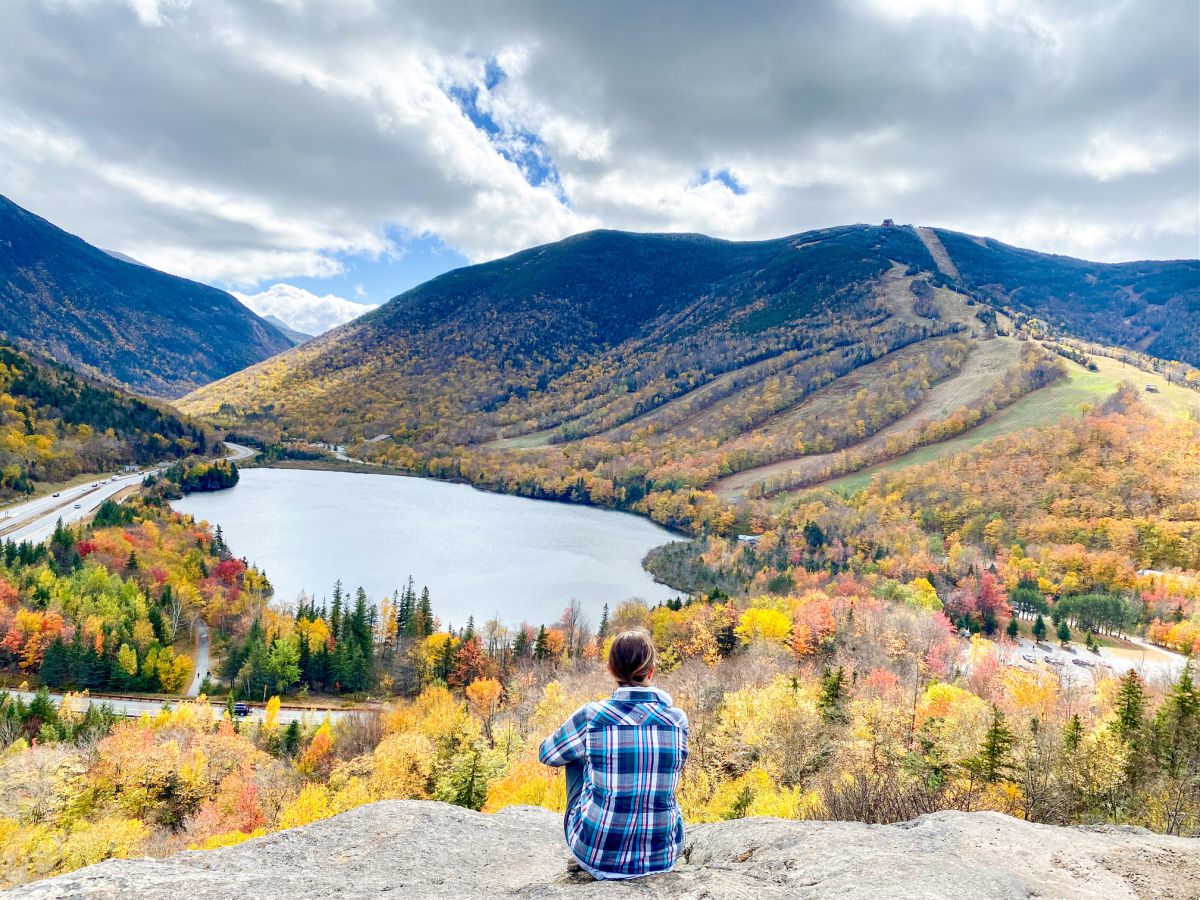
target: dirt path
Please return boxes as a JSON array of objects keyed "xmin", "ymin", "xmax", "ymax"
[{"xmin": 711, "ymin": 336, "xmax": 1020, "ymax": 498}]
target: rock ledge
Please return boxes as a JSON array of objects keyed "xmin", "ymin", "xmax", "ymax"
[{"xmin": 5, "ymin": 801, "xmax": 1197, "ymax": 899}]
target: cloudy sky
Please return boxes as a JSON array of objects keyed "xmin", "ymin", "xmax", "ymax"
[{"xmin": 1, "ymin": 0, "xmax": 1196, "ymax": 334}]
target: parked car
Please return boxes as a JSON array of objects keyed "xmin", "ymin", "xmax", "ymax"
[
  {"xmin": 1021, "ymin": 654, "xmax": 1036, "ymax": 663},
  {"xmin": 233, "ymin": 702, "xmax": 250, "ymax": 717}
]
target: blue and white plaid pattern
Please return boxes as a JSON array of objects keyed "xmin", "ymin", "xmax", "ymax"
[{"xmin": 539, "ymin": 686, "xmax": 689, "ymax": 879}]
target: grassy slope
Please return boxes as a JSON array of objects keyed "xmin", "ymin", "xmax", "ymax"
[
  {"xmin": 712, "ymin": 335, "xmax": 1020, "ymax": 497},
  {"xmin": 821, "ymin": 354, "xmax": 1199, "ymax": 495}
]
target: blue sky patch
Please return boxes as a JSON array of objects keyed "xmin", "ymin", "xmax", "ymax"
[
  {"xmin": 230, "ymin": 228, "xmax": 469, "ymax": 308},
  {"xmin": 448, "ymin": 59, "xmax": 567, "ymax": 202},
  {"xmin": 697, "ymin": 167, "xmax": 748, "ymax": 195}
]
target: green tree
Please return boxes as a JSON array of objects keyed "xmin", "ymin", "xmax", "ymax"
[
  {"xmin": 1005, "ymin": 617, "xmax": 1019, "ymax": 640},
  {"xmin": 1032, "ymin": 614, "xmax": 1047, "ymax": 643},
  {"xmin": 970, "ymin": 708, "xmax": 1015, "ymax": 785},
  {"xmin": 532, "ymin": 625, "xmax": 551, "ymax": 661},
  {"xmin": 1056, "ymin": 620, "xmax": 1071, "ymax": 645}
]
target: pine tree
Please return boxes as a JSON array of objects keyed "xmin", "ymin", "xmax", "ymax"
[
  {"xmin": 463, "ymin": 616, "xmax": 476, "ymax": 643},
  {"xmin": 532, "ymin": 625, "xmax": 550, "ymax": 661},
  {"xmin": 1063, "ymin": 714, "xmax": 1083, "ymax": 751},
  {"xmin": 394, "ymin": 589, "xmax": 408, "ymax": 637},
  {"xmin": 818, "ymin": 666, "xmax": 847, "ymax": 723},
  {"xmin": 1005, "ymin": 617, "xmax": 1019, "ymax": 640},
  {"xmin": 1032, "ymin": 614, "xmax": 1047, "ymax": 643},
  {"xmin": 330, "ymin": 580, "xmax": 344, "ymax": 640},
  {"xmin": 38, "ymin": 637, "xmax": 71, "ymax": 688},
  {"xmin": 1153, "ymin": 664, "xmax": 1199, "ymax": 803},
  {"xmin": 511, "ymin": 628, "xmax": 530, "ymax": 659},
  {"xmin": 971, "ymin": 707, "xmax": 1016, "ymax": 784},
  {"xmin": 283, "ymin": 720, "xmax": 302, "ymax": 756},
  {"xmin": 419, "ymin": 587, "xmax": 433, "ymax": 636},
  {"xmin": 1056, "ymin": 620, "xmax": 1071, "ymax": 645},
  {"xmin": 597, "ymin": 604, "xmax": 610, "ymax": 640},
  {"xmin": 1111, "ymin": 670, "xmax": 1145, "ymax": 739}
]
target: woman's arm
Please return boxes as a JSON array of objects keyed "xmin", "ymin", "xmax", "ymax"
[{"xmin": 538, "ymin": 705, "xmax": 590, "ymax": 767}]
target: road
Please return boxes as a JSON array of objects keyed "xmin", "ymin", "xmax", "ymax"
[
  {"xmin": 0, "ymin": 469, "xmax": 157, "ymax": 544},
  {"xmin": 4, "ymin": 688, "xmax": 369, "ymax": 725},
  {"xmin": 0, "ymin": 442, "xmax": 256, "ymax": 546},
  {"xmin": 186, "ymin": 620, "xmax": 211, "ymax": 698}
]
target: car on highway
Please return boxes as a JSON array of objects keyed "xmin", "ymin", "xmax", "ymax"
[
  {"xmin": 73, "ymin": 503, "xmax": 81, "ymax": 509},
  {"xmin": 52, "ymin": 492, "xmax": 60, "ymax": 497},
  {"xmin": 233, "ymin": 702, "xmax": 250, "ymax": 717}
]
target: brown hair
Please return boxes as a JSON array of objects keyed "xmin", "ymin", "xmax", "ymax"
[{"xmin": 607, "ymin": 630, "xmax": 656, "ymax": 686}]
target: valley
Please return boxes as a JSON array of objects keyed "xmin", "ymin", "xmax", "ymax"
[{"xmin": 2, "ymin": 216, "xmax": 1199, "ymax": 890}]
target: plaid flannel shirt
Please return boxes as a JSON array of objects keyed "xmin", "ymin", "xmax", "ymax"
[{"xmin": 539, "ymin": 685, "xmax": 688, "ymax": 879}]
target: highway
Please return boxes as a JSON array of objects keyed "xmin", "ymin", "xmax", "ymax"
[
  {"xmin": 4, "ymin": 688, "xmax": 368, "ymax": 725},
  {"xmin": 0, "ymin": 442, "xmax": 256, "ymax": 545}
]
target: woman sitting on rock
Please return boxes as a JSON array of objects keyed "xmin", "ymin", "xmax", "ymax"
[{"xmin": 538, "ymin": 629, "xmax": 689, "ymax": 880}]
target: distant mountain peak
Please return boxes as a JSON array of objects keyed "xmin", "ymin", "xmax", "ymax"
[{"xmin": 0, "ymin": 193, "xmax": 292, "ymax": 397}]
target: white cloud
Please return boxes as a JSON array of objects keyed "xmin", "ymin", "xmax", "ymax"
[
  {"xmin": 0, "ymin": 0, "xmax": 1193, "ymax": 284},
  {"xmin": 234, "ymin": 284, "xmax": 377, "ymax": 335},
  {"xmin": 1079, "ymin": 131, "xmax": 1183, "ymax": 182}
]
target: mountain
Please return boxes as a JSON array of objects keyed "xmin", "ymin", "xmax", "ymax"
[
  {"xmin": 9, "ymin": 802, "xmax": 1196, "ymax": 899},
  {"xmin": 180, "ymin": 223, "xmax": 1198, "ymax": 527},
  {"xmin": 0, "ymin": 194, "xmax": 292, "ymax": 398},
  {"xmin": 931, "ymin": 229, "xmax": 1200, "ymax": 365},
  {"xmin": 263, "ymin": 314, "xmax": 312, "ymax": 346},
  {"xmin": 0, "ymin": 337, "xmax": 218, "ymax": 497}
]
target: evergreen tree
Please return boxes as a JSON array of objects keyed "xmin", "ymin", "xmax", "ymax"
[
  {"xmin": 532, "ymin": 626, "xmax": 550, "ymax": 661},
  {"xmin": 38, "ymin": 637, "xmax": 71, "ymax": 687},
  {"xmin": 597, "ymin": 604, "xmax": 610, "ymax": 640},
  {"xmin": 462, "ymin": 616, "xmax": 476, "ymax": 643},
  {"xmin": 511, "ymin": 628, "xmax": 530, "ymax": 660},
  {"xmin": 1056, "ymin": 619, "xmax": 1071, "ymax": 645},
  {"xmin": 419, "ymin": 587, "xmax": 433, "ymax": 636},
  {"xmin": 971, "ymin": 708, "xmax": 1016, "ymax": 784},
  {"xmin": 818, "ymin": 666, "xmax": 847, "ymax": 723},
  {"xmin": 436, "ymin": 636, "xmax": 455, "ymax": 682},
  {"xmin": 398, "ymin": 592, "xmax": 412, "ymax": 643},
  {"xmin": 1032, "ymin": 614, "xmax": 1047, "ymax": 643},
  {"xmin": 1063, "ymin": 714, "xmax": 1083, "ymax": 751},
  {"xmin": 1006, "ymin": 617, "xmax": 1020, "ymax": 640},
  {"xmin": 1152, "ymin": 664, "xmax": 1199, "ymax": 806},
  {"xmin": 283, "ymin": 720, "xmax": 301, "ymax": 756},
  {"xmin": 716, "ymin": 602, "xmax": 738, "ymax": 657},
  {"xmin": 330, "ymin": 580, "xmax": 344, "ymax": 640}
]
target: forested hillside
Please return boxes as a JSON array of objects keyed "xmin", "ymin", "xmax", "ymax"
[
  {"xmin": 0, "ymin": 340, "xmax": 218, "ymax": 498},
  {"xmin": 3, "ymin": 389, "xmax": 1198, "ymax": 890},
  {"xmin": 935, "ymin": 229, "xmax": 1200, "ymax": 365},
  {"xmin": 0, "ymin": 195, "xmax": 291, "ymax": 397},
  {"xmin": 182, "ymin": 222, "xmax": 1198, "ymax": 533}
]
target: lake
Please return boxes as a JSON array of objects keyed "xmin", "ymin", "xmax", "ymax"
[{"xmin": 171, "ymin": 467, "xmax": 681, "ymax": 630}]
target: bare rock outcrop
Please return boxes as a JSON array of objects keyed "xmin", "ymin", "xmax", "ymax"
[{"xmin": 5, "ymin": 801, "xmax": 1197, "ymax": 899}]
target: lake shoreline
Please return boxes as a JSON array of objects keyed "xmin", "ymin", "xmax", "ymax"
[
  {"xmin": 173, "ymin": 466, "xmax": 687, "ymax": 628},
  {"xmin": 242, "ymin": 454, "xmax": 698, "ymax": 543}
]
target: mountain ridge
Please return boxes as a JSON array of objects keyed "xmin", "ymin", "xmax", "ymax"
[{"xmin": 0, "ymin": 194, "xmax": 292, "ymax": 398}]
